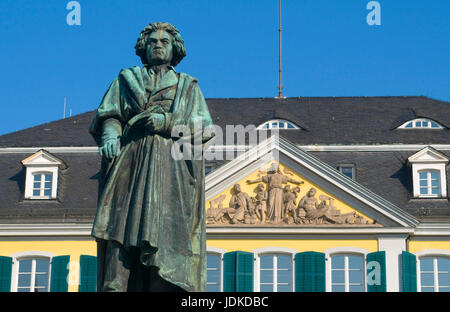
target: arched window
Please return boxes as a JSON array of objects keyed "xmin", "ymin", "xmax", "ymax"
[
  {"xmin": 398, "ymin": 118, "xmax": 444, "ymax": 129},
  {"xmin": 257, "ymin": 119, "xmax": 300, "ymax": 130},
  {"xmin": 253, "ymin": 247, "xmax": 296, "ymax": 292},
  {"xmin": 330, "ymin": 254, "xmax": 365, "ymax": 292},
  {"xmin": 206, "ymin": 247, "xmax": 225, "ymax": 292},
  {"xmin": 11, "ymin": 251, "xmax": 55, "ymax": 292},
  {"xmin": 419, "ymin": 256, "xmax": 450, "ymax": 292}
]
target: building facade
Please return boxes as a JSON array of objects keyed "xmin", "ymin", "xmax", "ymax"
[{"xmin": 0, "ymin": 96, "xmax": 449, "ymax": 292}]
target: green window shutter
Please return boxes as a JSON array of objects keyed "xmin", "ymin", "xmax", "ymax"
[
  {"xmin": 223, "ymin": 251, "xmax": 254, "ymax": 292},
  {"xmin": 50, "ymin": 255, "xmax": 70, "ymax": 292},
  {"xmin": 366, "ymin": 251, "xmax": 386, "ymax": 292},
  {"xmin": 79, "ymin": 255, "xmax": 97, "ymax": 292},
  {"xmin": 402, "ymin": 251, "xmax": 417, "ymax": 292},
  {"xmin": 0, "ymin": 256, "xmax": 13, "ymax": 292},
  {"xmin": 295, "ymin": 252, "xmax": 326, "ymax": 292}
]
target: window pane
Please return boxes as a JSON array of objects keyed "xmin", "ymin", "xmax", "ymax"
[
  {"xmin": 35, "ymin": 274, "xmax": 49, "ymax": 289},
  {"xmin": 349, "ymin": 284, "xmax": 364, "ymax": 292},
  {"xmin": 420, "ymin": 180, "xmax": 428, "ymax": 187},
  {"xmin": 421, "ymin": 286, "xmax": 434, "ymax": 292},
  {"xmin": 420, "ymin": 188, "xmax": 428, "ymax": 195},
  {"xmin": 260, "ymin": 270, "xmax": 273, "ymax": 284},
  {"xmin": 438, "ymin": 287, "xmax": 450, "ymax": 292},
  {"xmin": 420, "ymin": 273, "xmax": 434, "ymax": 287},
  {"xmin": 415, "ymin": 121, "xmax": 421, "ymax": 127},
  {"xmin": 260, "ymin": 256, "xmax": 273, "ymax": 269},
  {"xmin": 276, "ymin": 255, "xmax": 291, "ymax": 269},
  {"xmin": 33, "ymin": 174, "xmax": 41, "ymax": 181},
  {"xmin": 260, "ymin": 284, "xmax": 273, "ymax": 292},
  {"xmin": 405, "ymin": 122, "xmax": 413, "ymax": 128},
  {"xmin": 287, "ymin": 123, "xmax": 294, "ymax": 129},
  {"xmin": 438, "ymin": 258, "xmax": 450, "ymax": 272},
  {"xmin": 431, "ymin": 122, "xmax": 439, "ymax": 128},
  {"xmin": 19, "ymin": 260, "xmax": 32, "ymax": 273},
  {"xmin": 430, "ymin": 172, "xmax": 439, "ymax": 180},
  {"xmin": 332, "ymin": 270, "xmax": 345, "ymax": 284},
  {"xmin": 349, "ymin": 270, "xmax": 364, "ymax": 286},
  {"xmin": 331, "ymin": 255, "xmax": 345, "ymax": 269},
  {"xmin": 17, "ymin": 288, "xmax": 31, "ymax": 292},
  {"xmin": 44, "ymin": 174, "xmax": 52, "ymax": 182},
  {"xmin": 44, "ymin": 182, "xmax": 52, "ymax": 189},
  {"xmin": 420, "ymin": 258, "xmax": 434, "ymax": 272},
  {"xmin": 35, "ymin": 259, "xmax": 50, "ymax": 273},
  {"xmin": 431, "ymin": 188, "xmax": 440, "ymax": 195},
  {"xmin": 419, "ymin": 172, "xmax": 427, "ymax": 179},
  {"xmin": 422, "ymin": 121, "xmax": 428, "ymax": 127},
  {"xmin": 438, "ymin": 273, "xmax": 450, "ymax": 287},
  {"xmin": 340, "ymin": 167, "xmax": 354, "ymax": 179},
  {"xmin": 206, "ymin": 254, "xmax": 220, "ymax": 292},
  {"xmin": 18, "ymin": 274, "xmax": 31, "ymax": 287},
  {"xmin": 332, "ymin": 284, "xmax": 345, "ymax": 292},
  {"xmin": 272, "ymin": 123, "xmax": 278, "ymax": 128},
  {"xmin": 277, "ymin": 284, "xmax": 291, "ymax": 292},
  {"xmin": 277, "ymin": 269, "xmax": 291, "ymax": 285},
  {"xmin": 44, "ymin": 189, "xmax": 52, "ymax": 197},
  {"xmin": 348, "ymin": 255, "xmax": 363, "ymax": 270},
  {"xmin": 33, "ymin": 182, "xmax": 41, "ymax": 189},
  {"xmin": 279, "ymin": 122, "xmax": 285, "ymax": 128}
]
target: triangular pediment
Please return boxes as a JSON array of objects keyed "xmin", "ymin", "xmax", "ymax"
[
  {"xmin": 205, "ymin": 136, "xmax": 418, "ymax": 228},
  {"xmin": 408, "ymin": 146, "xmax": 449, "ymax": 163},
  {"xmin": 21, "ymin": 149, "xmax": 63, "ymax": 166}
]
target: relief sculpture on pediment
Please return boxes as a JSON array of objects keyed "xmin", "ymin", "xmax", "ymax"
[{"xmin": 207, "ymin": 165, "xmax": 373, "ymax": 226}]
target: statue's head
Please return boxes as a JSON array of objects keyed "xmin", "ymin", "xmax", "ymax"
[
  {"xmin": 135, "ymin": 22, "xmax": 186, "ymax": 67},
  {"xmin": 233, "ymin": 184, "xmax": 241, "ymax": 193},
  {"xmin": 308, "ymin": 188, "xmax": 316, "ymax": 197},
  {"xmin": 284, "ymin": 185, "xmax": 290, "ymax": 192}
]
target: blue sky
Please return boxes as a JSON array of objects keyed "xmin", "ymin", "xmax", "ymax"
[{"xmin": 0, "ymin": 0, "xmax": 449, "ymax": 135}]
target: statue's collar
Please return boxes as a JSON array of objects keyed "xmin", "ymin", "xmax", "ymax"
[{"xmin": 146, "ymin": 64, "xmax": 176, "ymax": 76}]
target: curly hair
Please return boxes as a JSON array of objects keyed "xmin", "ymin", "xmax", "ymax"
[{"xmin": 135, "ymin": 22, "xmax": 186, "ymax": 67}]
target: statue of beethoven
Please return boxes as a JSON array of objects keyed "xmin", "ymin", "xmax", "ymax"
[{"xmin": 89, "ymin": 22, "xmax": 215, "ymax": 292}]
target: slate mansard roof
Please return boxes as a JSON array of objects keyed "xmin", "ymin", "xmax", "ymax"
[{"xmin": 0, "ymin": 96, "xmax": 448, "ymax": 223}]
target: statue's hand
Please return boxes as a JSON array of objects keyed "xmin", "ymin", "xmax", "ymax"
[
  {"xmin": 144, "ymin": 113, "xmax": 166, "ymax": 133},
  {"xmin": 99, "ymin": 138, "xmax": 121, "ymax": 160},
  {"xmin": 99, "ymin": 118, "xmax": 122, "ymax": 160}
]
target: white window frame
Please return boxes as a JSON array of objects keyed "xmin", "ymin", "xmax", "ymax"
[
  {"xmin": 253, "ymin": 247, "xmax": 297, "ymax": 292},
  {"xmin": 418, "ymin": 170, "xmax": 441, "ymax": 197},
  {"xmin": 10, "ymin": 251, "xmax": 55, "ymax": 292},
  {"xmin": 398, "ymin": 118, "xmax": 444, "ymax": 129},
  {"xmin": 22, "ymin": 150, "xmax": 62, "ymax": 200},
  {"xmin": 415, "ymin": 250, "xmax": 450, "ymax": 293},
  {"xmin": 257, "ymin": 119, "xmax": 300, "ymax": 130},
  {"xmin": 206, "ymin": 247, "xmax": 226, "ymax": 292},
  {"xmin": 325, "ymin": 247, "xmax": 370, "ymax": 292},
  {"xmin": 408, "ymin": 147, "xmax": 448, "ymax": 198}
]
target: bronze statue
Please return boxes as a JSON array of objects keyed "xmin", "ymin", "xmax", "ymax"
[{"xmin": 89, "ymin": 22, "xmax": 214, "ymax": 292}]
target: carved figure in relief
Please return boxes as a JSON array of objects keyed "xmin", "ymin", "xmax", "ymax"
[
  {"xmin": 206, "ymin": 194, "xmax": 226, "ymax": 224},
  {"xmin": 247, "ymin": 164, "xmax": 304, "ymax": 224},
  {"xmin": 253, "ymin": 183, "xmax": 268, "ymax": 224},
  {"xmin": 228, "ymin": 184, "xmax": 255, "ymax": 224},
  {"xmin": 297, "ymin": 188, "xmax": 340, "ymax": 224},
  {"xmin": 283, "ymin": 185, "xmax": 301, "ymax": 223}
]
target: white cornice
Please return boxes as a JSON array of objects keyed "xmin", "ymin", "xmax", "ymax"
[
  {"xmin": 0, "ymin": 224, "xmax": 93, "ymax": 236},
  {"xmin": 0, "ymin": 147, "xmax": 99, "ymax": 154},
  {"xmin": 2, "ymin": 144, "xmax": 450, "ymax": 155}
]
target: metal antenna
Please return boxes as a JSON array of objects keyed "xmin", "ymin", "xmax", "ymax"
[
  {"xmin": 63, "ymin": 97, "xmax": 67, "ymax": 119},
  {"xmin": 275, "ymin": 0, "xmax": 286, "ymax": 99}
]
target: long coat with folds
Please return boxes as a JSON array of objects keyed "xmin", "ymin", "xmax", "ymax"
[{"xmin": 89, "ymin": 66, "xmax": 215, "ymax": 292}]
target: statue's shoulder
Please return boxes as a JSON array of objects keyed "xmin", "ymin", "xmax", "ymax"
[
  {"xmin": 118, "ymin": 66, "xmax": 142, "ymax": 78},
  {"xmin": 178, "ymin": 72, "xmax": 198, "ymax": 84}
]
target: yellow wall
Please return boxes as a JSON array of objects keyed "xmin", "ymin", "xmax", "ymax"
[
  {"xmin": 207, "ymin": 239, "xmax": 379, "ymax": 253},
  {"xmin": 409, "ymin": 239, "xmax": 450, "ymax": 254},
  {"xmin": 0, "ymin": 239, "xmax": 97, "ymax": 292},
  {"xmin": 206, "ymin": 161, "xmax": 373, "ymax": 222}
]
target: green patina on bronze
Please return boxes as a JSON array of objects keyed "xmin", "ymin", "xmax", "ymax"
[{"xmin": 89, "ymin": 22, "xmax": 214, "ymax": 292}]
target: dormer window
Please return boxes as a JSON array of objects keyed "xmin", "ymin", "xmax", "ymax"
[
  {"xmin": 257, "ymin": 119, "xmax": 301, "ymax": 130},
  {"xmin": 399, "ymin": 118, "xmax": 444, "ymax": 129},
  {"xmin": 408, "ymin": 147, "xmax": 449, "ymax": 198},
  {"xmin": 21, "ymin": 150, "xmax": 64, "ymax": 200}
]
